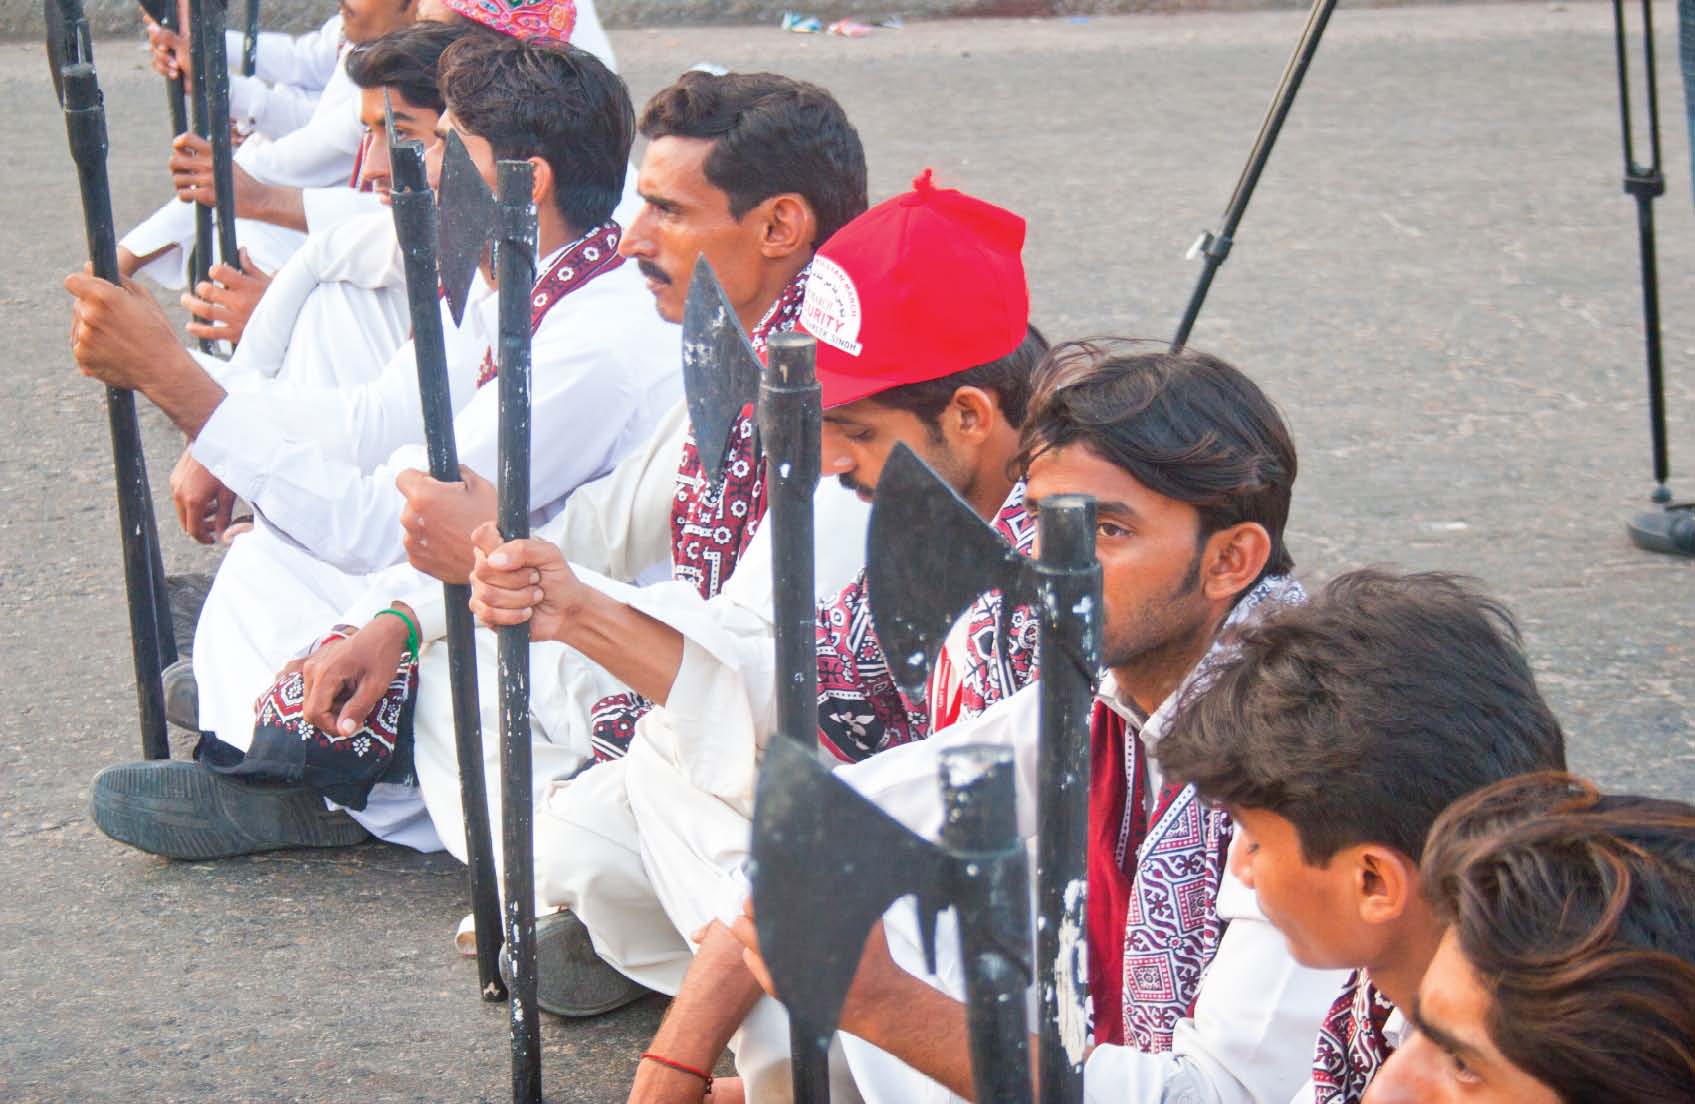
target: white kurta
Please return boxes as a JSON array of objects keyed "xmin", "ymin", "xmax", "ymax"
[
  {"xmin": 190, "ymin": 253, "xmax": 679, "ymax": 841},
  {"xmin": 825, "ymin": 680, "xmax": 1348, "ymax": 1104},
  {"xmin": 224, "ymin": 15, "xmax": 345, "ymax": 139},
  {"xmin": 193, "ymin": 208, "xmax": 408, "ymax": 395}
]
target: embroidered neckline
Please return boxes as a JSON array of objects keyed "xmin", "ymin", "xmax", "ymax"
[{"xmin": 476, "ymin": 222, "xmax": 625, "ymax": 388}]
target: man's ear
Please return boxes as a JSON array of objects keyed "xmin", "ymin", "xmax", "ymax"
[
  {"xmin": 1355, "ymin": 845, "xmax": 1419, "ymax": 928},
  {"xmin": 944, "ymin": 386, "xmax": 1000, "ymax": 444},
  {"xmin": 755, "ymin": 193, "xmax": 817, "ymax": 261},
  {"xmin": 1199, "ymin": 521, "xmax": 1272, "ymax": 601},
  {"xmin": 527, "ymin": 156, "xmax": 556, "ymax": 214}
]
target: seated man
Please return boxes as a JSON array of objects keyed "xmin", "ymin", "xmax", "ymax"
[
  {"xmin": 1366, "ymin": 773, "xmax": 1695, "ymax": 1103},
  {"xmin": 475, "ymin": 174, "xmax": 1049, "ymax": 1096},
  {"xmin": 118, "ymin": 0, "xmax": 420, "ymax": 284},
  {"xmin": 729, "ymin": 341, "xmax": 1345, "ymax": 1103},
  {"xmin": 265, "ymin": 73, "xmax": 869, "ymax": 902},
  {"xmin": 1152, "ymin": 568, "xmax": 1568, "ymax": 1103},
  {"xmin": 172, "ymin": 18, "xmax": 488, "ymax": 543},
  {"xmin": 69, "ymin": 33, "xmax": 678, "ymax": 857},
  {"xmin": 144, "ymin": 4, "xmax": 346, "ymax": 142}
]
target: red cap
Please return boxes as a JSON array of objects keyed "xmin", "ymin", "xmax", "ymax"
[{"xmin": 801, "ymin": 170, "xmax": 1029, "ymax": 410}]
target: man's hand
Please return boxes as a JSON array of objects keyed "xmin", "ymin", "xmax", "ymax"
[
  {"xmin": 170, "ymin": 132, "xmax": 263, "ymax": 214},
  {"xmin": 468, "ymin": 522, "xmax": 582, "ymax": 641},
  {"xmin": 66, "ymin": 268, "xmax": 184, "ymax": 392},
  {"xmin": 398, "ymin": 466, "xmax": 498, "ymax": 585},
  {"xmin": 298, "ymin": 612, "xmax": 412, "ymax": 737},
  {"xmin": 727, "ymin": 899, "xmax": 906, "ymax": 1042},
  {"xmin": 142, "ymin": 14, "xmax": 190, "ymax": 81},
  {"xmin": 171, "ymin": 446, "xmax": 237, "ymax": 544},
  {"xmin": 181, "ymin": 249, "xmax": 270, "ymax": 346}
]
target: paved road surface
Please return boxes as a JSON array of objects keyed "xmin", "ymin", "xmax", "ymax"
[{"xmin": 3, "ymin": 4, "xmax": 1692, "ymax": 1100}]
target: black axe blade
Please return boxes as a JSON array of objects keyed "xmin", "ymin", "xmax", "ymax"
[
  {"xmin": 136, "ymin": 0, "xmax": 169, "ymax": 21},
  {"xmin": 436, "ymin": 130, "xmax": 497, "ymax": 326},
  {"xmin": 750, "ymin": 737, "xmax": 950, "ymax": 1047},
  {"xmin": 384, "ymin": 92, "xmax": 428, "ymax": 194},
  {"xmin": 681, "ymin": 257, "xmax": 763, "ymax": 484},
  {"xmin": 866, "ymin": 443, "xmax": 1035, "ymax": 700},
  {"xmin": 44, "ymin": 0, "xmax": 91, "ymax": 106}
]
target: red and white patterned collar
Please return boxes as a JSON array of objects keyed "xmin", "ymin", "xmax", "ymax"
[{"xmin": 476, "ymin": 222, "xmax": 625, "ymax": 387}]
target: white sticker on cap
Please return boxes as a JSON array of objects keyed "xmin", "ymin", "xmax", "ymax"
[{"xmin": 800, "ymin": 255, "xmax": 864, "ymax": 357}]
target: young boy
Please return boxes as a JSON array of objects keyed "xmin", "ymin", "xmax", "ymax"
[
  {"xmin": 1155, "ymin": 569, "xmax": 1568, "ymax": 1103},
  {"xmin": 1365, "ymin": 771, "xmax": 1695, "ymax": 1103}
]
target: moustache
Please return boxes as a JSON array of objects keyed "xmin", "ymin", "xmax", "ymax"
[
  {"xmin": 637, "ymin": 260, "xmax": 671, "ymax": 286},
  {"xmin": 838, "ymin": 474, "xmax": 873, "ymax": 498}
]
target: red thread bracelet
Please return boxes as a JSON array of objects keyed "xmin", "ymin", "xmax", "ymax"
[{"xmin": 640, "ymin": 1052, "xmax": 713, "ymax": 1093}]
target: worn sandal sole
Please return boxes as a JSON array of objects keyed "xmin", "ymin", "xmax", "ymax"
[
  {"xmin": 499, "ymin": 910, "xmax": 651, "ymax": 1018},
  {"xmin": 90, "ymin": 759, "xmax": 370, "ymax": 861}
]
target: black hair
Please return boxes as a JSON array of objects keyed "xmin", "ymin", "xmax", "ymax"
[
  {"xmin": 344, "ymin": 20, "xmax": 487, "ymax": 113},
  {"xmin": 1016, "ymin": 339, "xmax": 1298, "ymax": 579},
  {"xmin": 639, "ymin": 70, "xmax": 868, "ymax": 248},
  {"xmin": 866, "ymin": 324, "xmax": 1049, "ymax": 433},
  {"xmin": 439, "ymin": 35, "xmax": 634, "ymax": 230},
  {"xmin": 1157, "ymin": 569, "xmax": 1567, "ymax": 863}
]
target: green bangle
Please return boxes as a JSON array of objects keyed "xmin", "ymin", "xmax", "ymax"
[{"xmin": 375, "ymin": 607, "xmax": 420, "ymax": 658}]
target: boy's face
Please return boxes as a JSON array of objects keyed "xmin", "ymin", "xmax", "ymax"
[
  {"xmin": 355, "ymin": 87, "xmax": 442, "ymax": 202},
  {"xmin": 1364, "ymin": 931, "xmax": 1560, "ymax": 1104},
  {"xmin": 1229, "ymin": 807, "xmax": 1369, "ymax": 970}
]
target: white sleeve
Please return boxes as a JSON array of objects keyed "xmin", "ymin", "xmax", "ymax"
[
  {"xmin": 541, "ymin": 400, "xmax": 687, "ymax": 582},
  {"xmin": 227, "ymin": 75, "xmax": 320, "ymax": 138},
  {"xmin": 626, "ymin": 480, "xmax": 869, "ymax": 750},
  {"xmin": 302, "ymin": 186, "xmax": 383, "ymax": 234},
  {"xmin": 232, "ymin": 82, "xmax": 361, "ymax": 189},
  {"xmin": 227, "ymin": 17, "xmax": 343, "ymax": 92},
  {"xmin": 1080, "ymin": 869, "xmax": 1346, "ymax": 1104}
]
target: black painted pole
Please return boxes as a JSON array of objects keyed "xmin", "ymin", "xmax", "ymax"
[
  {"xmin": 1171, "ymin": 0, "xmax": 1338, "ymax": 351},
  {"xmin": 388, "ymin": 140, "xmax": 507, "ymax": 1002},
  {"xmin": 756, "ymin": 332, "xmax": 832, "ymax": 1103},
  {"xmin": 59, "ymin": 53, "xmax": 175, "ymax": 759},
  {"xmin": 1033, "ymin": 495, "xmax": 1100, "ymax": 1104},
  {"xmin": 185, "ymin": 0, "xmax": 216, "ymax": 354},
  {"xmin": 158, "ymin": 0, "xmax": 189, "ymax": 135},
  {"xmin": 493, "ymin": 160, "xmax": 541, "ymax": 1104},
  {"xmin": 938, "ymin": 744, "xmax": 1035, "ymax": 1104},
  {"xmin": 241, "ymin": 0, "xmax": 259, "ymax": 76},
  {"xmin": 201, "ymin": 0, "xmax": 240, "ymax": 272}
]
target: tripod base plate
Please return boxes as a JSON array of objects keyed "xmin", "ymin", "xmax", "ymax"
[{"xmin": 1627, "ymin": 504, "xmax": 1695, "ymax": 558}]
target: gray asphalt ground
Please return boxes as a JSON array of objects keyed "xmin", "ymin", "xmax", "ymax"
[{"xmin": 4, "ymin": 3, "xmax": 1695, "ymax": 1100}]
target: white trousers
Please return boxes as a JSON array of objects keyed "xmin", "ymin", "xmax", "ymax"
[
  {"xmin": 192, "ymin": 523, "xmax": 441, "ymax": 851},
  {"xmin": 538, "ymin": 741, "xmax": 864, "ymax": 1103}
]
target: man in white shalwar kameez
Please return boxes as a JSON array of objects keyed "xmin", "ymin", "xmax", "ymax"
[
  {"xmin": 717, "ymin": 345, "xmax": 1347, "ymax": 1104},
  {"xmin": 169, "ymin": 20, "xmax": 478, "ymax": 545},
  {"xmin": 67, "ymin": 35, "xmax": 676, "ymax": 858},
  {"xmin": 259, "ymin": 73, "xmax": 872, "ymax": 973}
]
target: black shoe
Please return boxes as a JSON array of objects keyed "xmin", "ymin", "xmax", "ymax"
[
  {"xmin": 497, "ymin": 910, "xmax": 651, "ymax": 1017},
  {"xmin": 162, "ymin": 658, "xmax": 198, "ymax": 732},
  {"xmin": 89, "ymin": 759, "xmax": 371, "ymax": 860}
]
